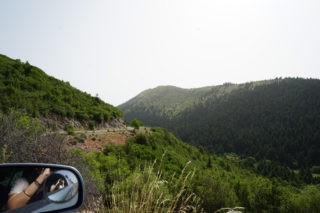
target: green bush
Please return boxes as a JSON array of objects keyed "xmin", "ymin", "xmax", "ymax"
[
  {"xmin": 64, "ymin": 124, "xmax": 75, "ymax": 135},
  {"xmin": 130, "ymin": 119, "xmax": 143, "ymax": 129},
  {"xmin": 88, "ymin": 121, "xmax": 95, "ymax": 130}
]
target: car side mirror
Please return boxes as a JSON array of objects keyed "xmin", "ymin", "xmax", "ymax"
[{"xmin": 0, "ymin": 163, "xmax": 85, "ymax": 213}]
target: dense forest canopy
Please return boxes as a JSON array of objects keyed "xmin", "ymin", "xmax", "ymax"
[
  {"xmin": 0, "ymin": 54, "xmax": 122, "ymax": 126},
  {"xmin": 119, "ymin": 78, "xmax": 320, "ymax": 170}
]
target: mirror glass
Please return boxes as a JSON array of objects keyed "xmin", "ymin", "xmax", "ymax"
[
  {"xmin": 0, "ymin": 164, "xmax": 83, "ymax": 213},
  {"xmin": 46, "ymin": 170, "xmax": 79, "ymax": 202}
]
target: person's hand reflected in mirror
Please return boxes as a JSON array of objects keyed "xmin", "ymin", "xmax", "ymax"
[
  {"xmin": 7, "ymin": 168, "xmax": 51, "ymax": 210},
  {"xmin": 50, "ymin": 179, "xmax": 65, "ymax": 192},
  {"xmin": 0, "ymin": 164, "xmax": 85, "ymax": 213}
]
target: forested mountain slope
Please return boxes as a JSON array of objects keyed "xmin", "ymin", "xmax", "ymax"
[
  {"xmin": 0, "ymin": 54, "xmax": 122, "ymax": 127},
  {"xmin": 119, "ymin": 78, "xmax": 320, "ymax": 169},
  {"xmin": 120, "ymin": 85, "xmax": 213, "ymax": 119}
]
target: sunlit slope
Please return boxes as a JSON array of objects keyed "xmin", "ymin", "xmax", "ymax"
[
  {"xmin": 119, "ymin": 78, "xmax": 320, "ymax": 168},
  {"xmin": 0, "ymin": 54, "xmax": 122, "ymax": 123},
  {"xmin": 119, "ymin": 85, "xmax": 214, "ymax": 124}
]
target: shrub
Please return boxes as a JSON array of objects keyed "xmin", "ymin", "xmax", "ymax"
[
  {"xmin": 65, "ymin": 124, "xmax": 75, "ymax": 135},
  {"xmin": 130, "ymin": 119, "xmax": 143, "ymax": 129},
  {"xmin": 88, "ymin": 121, "xmax": 95, "ymax": 130}
]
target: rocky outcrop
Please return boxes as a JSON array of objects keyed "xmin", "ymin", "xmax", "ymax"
[{"xmin": 39, "ymin": 114, "xmax": 126, "ymax": 131}]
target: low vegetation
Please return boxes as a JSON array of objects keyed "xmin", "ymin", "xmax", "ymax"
[{"xmin": 80, "ymin": 128, "xmax": 320, "ymax": 212}]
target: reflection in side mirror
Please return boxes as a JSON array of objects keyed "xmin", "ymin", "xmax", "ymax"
[
  {"xmin": 46, "ymin": 170, "xmax": 79, "ymax": 203},
  {"xmin": 0, "ymin": 163, "xmax": 85, "ymax": 213}
]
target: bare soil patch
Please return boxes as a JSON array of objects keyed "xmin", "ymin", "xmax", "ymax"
[{"xmin": 71, "ymin": 129, "xmax": 134, "ymax": 152}]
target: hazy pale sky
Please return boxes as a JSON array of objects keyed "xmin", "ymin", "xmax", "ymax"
[{"xmin": 1, "ymin": 0, "xmax": 320, "ymax": 105}]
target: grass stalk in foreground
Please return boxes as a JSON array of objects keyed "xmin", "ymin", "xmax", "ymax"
[{"xmin": 107, "ymin": 161, "xmax": 203, "ymax": 213}]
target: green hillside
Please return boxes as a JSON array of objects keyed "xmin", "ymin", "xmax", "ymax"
[
  {"xmin": 119, "ymin": 78, "xmax": 320, "ymax": 171},
  {"xmin": 0, "ymin": 54, "xmax": 122, "ymax": 126},
  {"xmin": 81, "ymin": 128, "xmax": 320, "ymax": 212},
  {"xmin": 1, "ymin": 99, "xmax": 320, "ymax": 212},
  {"xmin": 121, "ymin": 85, "xmax": 213, "ymax": 118},
  {"xmin": 119, "ymin": 82, "xmax": 242, "ymax": 121}
]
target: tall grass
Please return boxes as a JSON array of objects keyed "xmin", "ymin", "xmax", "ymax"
[{"xmin": 106, "ymin": 161, "xmax": 203, "ymax": 213}]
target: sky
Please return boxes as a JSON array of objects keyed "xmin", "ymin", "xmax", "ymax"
[{"xmin": 1, "ymin": 0, "xmax": 320, "ymax": 106}]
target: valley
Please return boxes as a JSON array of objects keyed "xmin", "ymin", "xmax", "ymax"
[{"xmin": 1, "ymin": 54, "xmax": 320, "ymax": 212}]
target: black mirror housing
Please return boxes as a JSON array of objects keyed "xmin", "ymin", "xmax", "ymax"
[{"xmin": 0, "ymin": 163, "xmax": 86, "ymax": 213}]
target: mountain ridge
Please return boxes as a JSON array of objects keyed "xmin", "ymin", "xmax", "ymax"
[
  {"xmin": 119, "ymin": 77, "xmax": 320, "ymax": 169},
  {"xmin": 119, "ymin": 78, "xmax": 295, "ymax": 120}
]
